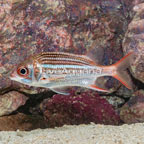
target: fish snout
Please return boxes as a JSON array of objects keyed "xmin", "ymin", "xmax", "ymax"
[{"xmin": 9, "ymin": 70, "xmax": 17, "ymax": 79}]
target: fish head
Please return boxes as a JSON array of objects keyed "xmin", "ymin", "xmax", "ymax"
[{"xmin": 9, "ymin": 58, "xmax": 34, "ymax": 86}]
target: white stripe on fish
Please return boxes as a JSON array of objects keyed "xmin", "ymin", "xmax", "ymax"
[{"xmin": 9, "ymin": 51, "xmax": 134, "ymax": 95}]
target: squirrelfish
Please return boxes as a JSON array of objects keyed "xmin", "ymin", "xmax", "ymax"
[{"xmin": 10, "ymin": 51, "xmax": 134, "ymax": 95}]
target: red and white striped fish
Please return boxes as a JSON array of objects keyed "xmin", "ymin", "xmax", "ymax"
[{"xmin": 10, "ymin": 51, "xmax": 134, "ymax": 95}]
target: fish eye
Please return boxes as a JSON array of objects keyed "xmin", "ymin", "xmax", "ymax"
[
  {"xmin": 17, "ymin": 66, "xmax": 29, "ymax": 77},
  {"xmin": 20, "ymin": 68, "xmax": 27, "ymax": 75}
]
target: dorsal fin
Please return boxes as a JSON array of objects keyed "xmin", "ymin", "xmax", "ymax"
[{"xmin": 85, "ymin": 42, "xmax": 104, "ymax": 65}]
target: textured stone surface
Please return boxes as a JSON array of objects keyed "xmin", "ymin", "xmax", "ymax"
[
  {"xmin": 0, "ymin": 91, "xmax": 27, "ymax": 116},
  {"xmin": 40, "ymin": 90, "xmax": 121, "ymax": 127},
  {"xmin": 120, "ymin": 90, "xmax": 144, "ymax": 124},
  {"xmin": 0, "ymin": 0, "xmax": 133, "ymax": 94},
  {"xmin": 123, "ymin": 2, "xmax": 144, "ymax": 83},
  {"xmin": 0, "ymin": 113, "xmax": 47, "ymax": 131},
  {"xmin": 0, "ymin": 0, "xmax": 143, "ymax": 121}
]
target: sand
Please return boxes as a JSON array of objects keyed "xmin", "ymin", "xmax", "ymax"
[{"xmin": 0, "ymin": 123, "xmax": 144, "ymax": 144}]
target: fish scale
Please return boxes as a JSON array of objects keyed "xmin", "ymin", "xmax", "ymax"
[{"xmin": 10, "ymin": 51, "xmax": 134, "ymax": 95}]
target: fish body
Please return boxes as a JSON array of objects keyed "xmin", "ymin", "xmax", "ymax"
[{"xmin": 10, "ymin": 52, "xmax": 134, "ymax": 95}]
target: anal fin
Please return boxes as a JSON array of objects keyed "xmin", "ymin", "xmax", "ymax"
[
  {"xmin": 87, "ymin": 78, "xmax": 110, "ymax": 93},
  {"xmin": 88, "ymin": 84, "xmax": 110, "ymax": 93}
]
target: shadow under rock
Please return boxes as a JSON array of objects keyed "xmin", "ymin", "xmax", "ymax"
[
  {"xmin": 0, "ymin": 91, "xmax": 55, "ymax": 131},
  {"xmin": 17, "ymin": 90, "xmax": 55, "ymax": 115}
]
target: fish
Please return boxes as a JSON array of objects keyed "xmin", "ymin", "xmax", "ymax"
[{"xmin": 10, "ymin": 51, "xmax": 134, "ymax": 95}]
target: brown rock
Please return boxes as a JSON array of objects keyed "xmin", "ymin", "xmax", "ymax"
[
  {"xmin": 0, "ymin": 113, "xmax": 47, "ymax": 131},
  {"xmin": 123, "ymin": 2, "xmax": 144, "ymax": 83},
  {"xmin": 0, "ymin": 91, "xmax": 28, "ymax": 116},
  {"xmin": 120, "ymin": 90, "xmax": 144, "ymax": 123}
]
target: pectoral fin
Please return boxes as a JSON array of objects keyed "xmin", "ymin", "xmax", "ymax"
[{"xmin": 51, "ymin": 87, "xmax": 71, "ymax": 95}]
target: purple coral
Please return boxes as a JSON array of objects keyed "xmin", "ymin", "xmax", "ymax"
[{"xmin": 40, "ymin": 90, "xmax": 121, "ymax": 127}]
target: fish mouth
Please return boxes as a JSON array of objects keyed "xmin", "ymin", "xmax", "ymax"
[
  {"xmin": 9, "ymin": 70, "xmax": 19, "ymax": 80},
  {"xmin": 9, "ymin": 76, "xmax": 13, "ymax": 80},
  {"xmin": 9, "ymin": 73, "xmax": 16, "ymax": 80},
  {"xmin": 9, "ymin": 76, "xmax": 19, "ymax": 82},
  {"xmin": 9, "ymin": 73, "xmax": 21, "ymax": 82}
]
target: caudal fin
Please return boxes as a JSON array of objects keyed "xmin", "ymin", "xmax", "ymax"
[{"xmin": 111, "ymin": 52, "xmax": 134, "ymax": 89}]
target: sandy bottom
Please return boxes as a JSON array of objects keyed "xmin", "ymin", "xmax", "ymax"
[{"xmin": 0, "ymin": 123, "xmax": 144, "ymax": 144}]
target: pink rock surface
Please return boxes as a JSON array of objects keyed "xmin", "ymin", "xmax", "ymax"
[
  {"xmin": 120, "ymin": 90, "xmax": 144, "ymax": 124},
  {"xmin": 123, "ymin": 2, "xmax": 144, "ymax": 83},
  {"xmin": 0, "ymin": 0, "xmax": 142, "ymax": 117},
  {"xmin": 40, "ymin": 90, "xmax": 121, "ymax": 127},
  {"xmin": 0, "ymin": 91, "xmax": 28, "ymax": 116}
]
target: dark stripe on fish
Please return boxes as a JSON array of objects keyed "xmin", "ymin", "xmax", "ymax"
[{"xmin": 34, "ymin": 52, "xmax": 95, "ymax": 66}]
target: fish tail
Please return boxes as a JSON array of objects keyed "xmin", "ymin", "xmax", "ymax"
[{"xmin": 111, "ymin": 52, "xmax": 134, "ymax": 89}]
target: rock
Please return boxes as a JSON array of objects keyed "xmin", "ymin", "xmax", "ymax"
[
  {"xmin": 0, "ymin": 113, "xmax": 47, "ymax": 131},
  {"xmin": 123, "ymin": 2, "xmax": 144, "ymax": 83},
  {"xmin": 0, "ymin": 0, "xmax": 134, "ymax": 95},
  {"xmin": 119, "ymin": 90, "xmax": 144, "ymax": 123},
  {"xmin": 40, "ymin": 90, "xmax": 121, "ymax": 127},
  {"xmin": 0, "ymin": 91, "xmax": 28, "ymax": 116},
  {"xmin": 102, "ymin": 95, "xmax": 125, "ymax": 109},
  {"xmin": 0, "ymin": 0, "xmax": 139, "ymax": 116}
]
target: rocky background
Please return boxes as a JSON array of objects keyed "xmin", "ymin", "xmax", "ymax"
[{"xmin": 0, "ymin": 0, "xmax": 144, "ymax": 131}]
